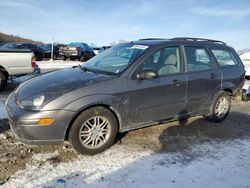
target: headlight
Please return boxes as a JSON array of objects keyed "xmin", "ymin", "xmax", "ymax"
[{"xmin": 17, "ymin": 95, "xmax": 45, "ymax": 111}]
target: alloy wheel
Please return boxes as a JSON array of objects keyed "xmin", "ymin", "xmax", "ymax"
[
  {"xmin": 79, "ymin": 116, "xmax": 111, "ymax": 149},
  {"xmin": 215, "ymin": 97, "xmax": 229, "ymax": 118}
]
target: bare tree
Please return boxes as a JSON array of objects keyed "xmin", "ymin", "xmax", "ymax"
[
  {"xmin": 90, "ymin": 42, "xmax": 97, "ymax": 47},
  {"xmin": 109, "ymin": 41, "xmax": 117, "ymax": 46},
  {"xmin": 118, "ymin": 39, "xmax": 127, "ymax": 44}
]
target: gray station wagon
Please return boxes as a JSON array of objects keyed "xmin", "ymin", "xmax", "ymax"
[{"xmin": 6, "ymin": 37, "xmax": 245, "ymax": 155}]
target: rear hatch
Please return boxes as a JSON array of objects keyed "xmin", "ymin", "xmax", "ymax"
[{"xmin": 61, "ymin": 46, "xmax": 79, "ymax": 57}]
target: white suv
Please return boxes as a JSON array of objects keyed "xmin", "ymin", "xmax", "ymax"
[
  {"xmin": 240, "ymin": 52, "xmax": 250, "ymax": 78},
  {"xmin": 243, "ymin": 60, "xmax": 250, "ymax": 78}
]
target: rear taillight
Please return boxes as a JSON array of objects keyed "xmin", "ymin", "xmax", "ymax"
[
  {"xmin": 31, "ymin": 56, "xmax": 37, "ymax": 67},
  {"xmin": 76, "ymin": 47, "xmax": 80, "ymax": 52}
]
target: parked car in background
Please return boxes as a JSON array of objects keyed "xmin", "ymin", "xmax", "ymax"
[
  {"xmin": 0, "ymin": 43, "xmax": 6, "ymax": 48},
  {"xmin": 242, "ymin": 60, "xmax": 250, "ymax": 79},
  {"xmin": 5, "ymin": 37, "xmax": 245, "ymax": 155},
  {"xmin": 240, "ymin": 51, "xmax": 250, "ymax": 79},
  {"xmin": 0, "ymin": 49, "xmax": 36, "ymax": 90},
  {"xmin": 2, "ymin": 43, "xmax": 44, "ymax": 61},
  {"xmin": 57, "ymin": 44, "xmax": 67, "ymax": 59},
  {"xmin": 61, "ymin": 42, "xmax": 95, "ymax": 61},
  {"xmin": 39, "ymin": 44, "xmax": 65, "ymax": 60},
  {"xmin": 242, "ymin": 79, "xmax": 250, "ymax": 101},
  {"xmin": 102, "ymin": 46, "xmax": 111, "ymax": 50},
  {"xmin": 93, "ymin": 47, "xmax": 105, "ymax": 55}
]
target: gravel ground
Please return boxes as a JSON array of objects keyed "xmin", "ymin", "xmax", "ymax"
[
  {"xmin": 0, "ymin": 75, "xmax": 250, "ymax": 187},
  {"xmin": 0, "ymin": 100, "xmax": 250, "ymax": 186}
]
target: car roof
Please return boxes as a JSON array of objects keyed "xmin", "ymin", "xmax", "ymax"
[
  {"xmin": 69, "ymin": 42, "xmax": 86, "ymax": 45},
  {"xmin": 131, "ymin": 37, "xmax": 232, "ymax": 49}
]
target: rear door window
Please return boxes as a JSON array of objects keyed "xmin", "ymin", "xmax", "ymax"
[
  {"xmin": 185, "ymin": 47, "xmax": 215, "ymax": 72},
  {"xmin": 19, "ymin": 44, "xmax": 29, "ymax": 49},
  {"xmin": 211, "ymin": 49, "xmax": 238, "ymax": 67}
]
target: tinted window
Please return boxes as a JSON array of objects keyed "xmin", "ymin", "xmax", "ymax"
[
  {"xmin": 28, "ymin": 44, "xmax": 36, "ymax": 48},
  {"xmin": 211, "ymin": 49, "xmax": 238, "ymax": 67},
  {"xmin": 69, "ymin": 43, "xmax": 81, "ymax": 47},
  {"xmin": 2, "ymin": 43, "xmax": 20, "ymax": 49},
  {"xmin": 142, "ymin": 47, "xmax": 181, "ymax": 76},
  {"xmin": 185, "ymin": 47, "xmax": 214, "ymax": 72},
  {"xmin": 18, "ymin": 44, "xmax": 28, "ymax": 49},
  {"xmin": 27, "ymin": 44, "xmax": 34, "ymax": 49}
]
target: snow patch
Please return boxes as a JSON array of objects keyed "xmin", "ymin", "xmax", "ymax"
[
  {"xmin": 32, "ymin": 151, "xmax": 59, "ymax": 162},
  {"xmin": 0, "ymin": 99, "xmax": 7, "ymax": 119},
  {"xmin": 2, "ymin": 140, "xmax": 250, "ymax": 188}
]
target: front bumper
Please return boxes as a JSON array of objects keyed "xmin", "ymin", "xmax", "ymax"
[{"xmin": 5, "ymin": 93, "xmax": 75, "ymax": 145}]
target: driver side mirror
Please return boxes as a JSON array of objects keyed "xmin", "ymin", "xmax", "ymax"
[{"xmin": 137, "ymin": 70, "xmax": 159, "ymax": 80}]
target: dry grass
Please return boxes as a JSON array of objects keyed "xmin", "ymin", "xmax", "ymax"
[{"xmin": 0, "ymin": 32, "xmax": 41, "ymax": 44}]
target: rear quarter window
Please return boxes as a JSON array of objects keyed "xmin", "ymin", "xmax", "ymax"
[
  {"xmin": 211, "ymin": 49, "xmax": 238, "ymax": 67},
  {"xmin": 185, "ymin": 46, "xmax": 215, "ymax": 72}
]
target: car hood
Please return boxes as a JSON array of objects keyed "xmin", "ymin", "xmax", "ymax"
[{"xmin": 15, "ymin": 67, "xmax": 113, "ymax": 101}]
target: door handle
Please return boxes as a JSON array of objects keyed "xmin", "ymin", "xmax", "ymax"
[
  {"xmin": 172, "ymin": 79, "xmax": 182, "ymax": 86},
  {"xmin": 211, "ymin": 73, "xmax": 218, "ymax": 79}
]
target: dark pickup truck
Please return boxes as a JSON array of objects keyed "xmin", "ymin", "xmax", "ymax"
[{"xmin": 61, "ymin": 42, "xmax": 95, "ymax": 62}]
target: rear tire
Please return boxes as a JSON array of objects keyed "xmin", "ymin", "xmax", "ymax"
[
  {"xmin": 80, "ymin": 54, "xmax": 85, "ymax": 62},
  {"xmin": 63, "ymin": 56, "xmax": 67, "ymax": 61},
  {"xmin": 36, "ymin": 52, "xmax": 43, "ymax": 61},
  {"xmin": 0, "ymin": 71, "xmax": 7, "ymax": 91},
  {"xmin": 69, "ymin": 107, "xmax": 118, "ymax": 155},
  {"xmin": 205, "ymin": 91, "xmax": 231, "ymax": 122}
]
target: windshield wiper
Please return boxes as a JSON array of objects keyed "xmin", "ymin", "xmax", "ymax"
[
  {"xmin": 79, "ymin": 65, "xmax": 117, "ymax": 76},
  {"xmin": 79, "ymin": 65, "xmax": 94, "ymax": 73},
  {"xmin": 80, "ymin": 65, "xmax": 106, "ymax": 75}
]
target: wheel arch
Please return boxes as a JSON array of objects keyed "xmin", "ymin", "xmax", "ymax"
[
  {"xmin": 223, "ymin": 88, "xmax": 233, "ymax": 95},
  {"xmin": 0, "ymin": 65, "xmax": 9, "ymax": 78},
  {"xmin": 64, "ymin": 103, "xmax": 122, "ymax": 141},
  {"xmin": 221, "ymin": 81, "xmax": 237, "ymax": 95}
]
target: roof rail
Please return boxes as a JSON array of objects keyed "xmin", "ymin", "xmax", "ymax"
[
  {"xmin": 171, "ymin": 37, "xmax": 226, "ymax": 45},
  {"xmin": 139, "ymin": 38, "xmax": 167, "ymax": 41}
]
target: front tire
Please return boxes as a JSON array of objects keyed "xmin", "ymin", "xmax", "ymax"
[
  {"xmin": 0, "ymin": 71, "xmax": 7, "ymax": 91},
  {"xmin": 69, "ymin": 107, "xmax": 118, "ymax": 155},
  {"xmin": 205, "ymin": 91, "xmax": 231, "ymax": 122}
]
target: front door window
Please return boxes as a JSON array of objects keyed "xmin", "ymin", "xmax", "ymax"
[{"xmin": 142, "ymin": 47, "xmax": 182, "ymax": 76}]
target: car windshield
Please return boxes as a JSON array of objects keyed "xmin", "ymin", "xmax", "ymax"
[
  {"xmin": 2, "ymin": 43, "xmax": 20, "ymax": 49},
  {"xmin": 69, "ymin": 43, "xmax": 81, "ymax": 47},
  {"xmin": 81, "ymin": 43, "xmax": 148, "ymax": 75},
  {"xmin": 39, "ymin": 45, "xmax": 48, "ymax": 50}
]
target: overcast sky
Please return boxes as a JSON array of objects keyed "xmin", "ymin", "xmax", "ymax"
[{"xmin": 0, "ymin": 0, "xmax": 250, "ymax": 50}]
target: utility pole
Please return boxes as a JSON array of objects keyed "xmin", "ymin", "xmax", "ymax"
[{"xmin": 51, "ymin": 36, "xmax": 54, "ymax": 61}]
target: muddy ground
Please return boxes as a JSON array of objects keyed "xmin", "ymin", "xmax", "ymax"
[
  {"xmin": 0, "ymin": 77, "xmax": 250, "ymax": 185},
  {"xmin": 1, "ymin": 100, "xmax": 250, "ymax": 185}
]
